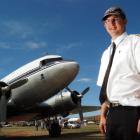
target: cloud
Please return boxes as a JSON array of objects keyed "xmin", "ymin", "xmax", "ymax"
[
  {"xmin": 0, "ymin": 19, "xmax": 58, "ymax": 40},
  {"xmin": 0, "ymin": 41, "xmax": 47, "ymax": 50},
  {"xmin": 24, "ymin": 41, "xmax": 47, "ymax": 49},
  {"xmin": 77, "ymin": 78, "xmax": 93, "ymax": 83},
  {"xmin": 0, "ymin": 20, "xmax": 49, "ymax": 50},
  {"xmin": 0, "ymin": 42, "xmax": 11, "ymax": 49},
  {"xmin": 55, "ymin": 42, "xmax": 82, "ymax": 53},
  {"xmin": 1, "ymin": 20, "xmax": 33, "ymax": 39}
]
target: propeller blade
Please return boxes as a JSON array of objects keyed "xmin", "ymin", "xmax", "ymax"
[
  {"xmin": 9, "ymin": 78, "xmax": 28, "ymax": 89},
  {"xmin": 0, "ymin": 78, "xmax": 28, "ymax": 123},
  {"xmin": 0, "ymin": 94, "xmax": 7, "ymax": 122},
  {"xmin": 78, "ymin": 104, "xmax": 83, "ymax": 122},
  {"xmin": 65, "ymin": 87, "xmax": 72, "ymax": 92},
  {"xmin": 78, "ymin": 87, "xmax": 90, "ymax": 123},
  {"xmin": 65, "ymin": 86, "xmax": 90, "ymax": 123},
  {"xmin": 81, "ymin": 87, "xmax": 90, "ymax": 96}
]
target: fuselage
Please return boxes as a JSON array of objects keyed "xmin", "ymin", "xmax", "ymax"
[{"xmin": 1, "ymin": 55, "xmax": 79, "ymax": 109}]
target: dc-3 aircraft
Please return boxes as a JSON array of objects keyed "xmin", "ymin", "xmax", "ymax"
[{"xmin": 0, "ymin": 54, "xmax": 100, "ymax": 137}]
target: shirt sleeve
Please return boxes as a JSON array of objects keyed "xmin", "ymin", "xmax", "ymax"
[{"xmin": 134, "ymin": 35, "xmax": 140, "ymax": 73}]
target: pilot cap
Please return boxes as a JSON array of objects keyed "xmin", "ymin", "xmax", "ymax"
[{"xmin": 102, "ymin": 6, "xmax": 126, "ymax": 21}]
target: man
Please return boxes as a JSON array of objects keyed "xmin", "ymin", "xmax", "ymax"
[{"xmin": 97, "ymin": 6, "xmax": 140, "ymax": 140}]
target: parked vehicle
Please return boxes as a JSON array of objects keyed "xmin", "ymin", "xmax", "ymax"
[{"xmin": 67, "ymin": 121, "xmax": 81, "ymax": 129}]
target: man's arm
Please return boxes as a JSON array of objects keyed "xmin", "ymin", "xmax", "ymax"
[
  {"xmin": 137, "ymin": 119, "xmax": 140, "ymax": 134},
  {"xmin": 99, "ymin": 101, "xmax": 109, "ymax": 134},
  {"xmin": 137, "ymin": 108, "xmax": 140, "ymax": 134}
]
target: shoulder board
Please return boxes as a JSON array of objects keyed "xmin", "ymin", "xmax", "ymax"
[
  {"xmin": 129, "ymin": 34, "xmax": 140, "ymax": 38},
  {"xmin": 134, "ymin": 34, "xmax": 140, "ymax": 37}
]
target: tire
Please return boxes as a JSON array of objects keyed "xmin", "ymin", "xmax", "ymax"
[{"xmin": 48, "ymin": 122, "xmax": 61, "ymax": 137}]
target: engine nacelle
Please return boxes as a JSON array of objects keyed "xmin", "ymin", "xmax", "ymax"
[{"xmin": 41, "ymin": 90, "xmax": 80, "ymax": 115}]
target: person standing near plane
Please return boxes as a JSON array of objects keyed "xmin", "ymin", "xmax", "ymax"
[
  {"xmin": 97, "ymin": 6, "xmax": 140, "ymax": 140},
  {"xmin": 35, "ymin": 120, "xmax": 39, "ymax": 131}
]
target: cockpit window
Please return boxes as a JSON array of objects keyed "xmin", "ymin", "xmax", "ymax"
[{"xmin": 40, "ymin": 57, "xmax": 63, "ymax": 66}]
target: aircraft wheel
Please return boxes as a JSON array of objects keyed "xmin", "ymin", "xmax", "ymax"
[{"xmin": 48, "ymin": 122, "xmax": 61, "ymax": 137}]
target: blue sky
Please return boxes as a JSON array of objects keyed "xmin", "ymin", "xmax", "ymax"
[{"xmin": 0, "ymin": 0, "xmax": 140, "ymax": 117}]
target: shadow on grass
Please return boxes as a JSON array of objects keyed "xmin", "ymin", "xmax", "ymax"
[{"xmin": 0, "ymin": 131, "xmax": 104, "ymax": 140}]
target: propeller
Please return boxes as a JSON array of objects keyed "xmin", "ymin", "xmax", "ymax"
[
  {"xmin": 0, "ymin": 78, "xmax": 28, "ymax": 122},
  {"xmin": 66, "ymin": 87, "xmax": 90, "ymax": 98},
  {"xmin": 80, "ymin": 87, "xmax": 90, "ymax": 96},
  {"xmin": 77, "ymin": 87, "xmax": 90, "ymax": 123},
  {"xmin": 0, "ymin": 92, "xmax": 7, "ymax": 122},
  {"xmin": 66, "ymin": 86, "xmax": 90, "ymax": 123}
]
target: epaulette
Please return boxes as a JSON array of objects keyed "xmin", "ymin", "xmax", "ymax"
[
  {"xmin": 134, "ymin": 34, "xmax": 140, "ymax": 37},
  {"xmin": 129, "ymin": 34, "xmax": 140, "ymax": 38}
]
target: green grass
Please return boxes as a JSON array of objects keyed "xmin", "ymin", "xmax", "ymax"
[{"xmin": 0, "ymin": 124, "xmax": 105, "ymax": 140}]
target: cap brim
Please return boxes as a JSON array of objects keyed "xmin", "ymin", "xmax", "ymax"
[{"xmin": 102, "ymin": 13, "xmax": 121, "ymax": 21}]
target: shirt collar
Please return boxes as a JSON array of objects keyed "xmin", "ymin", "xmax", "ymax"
[{"xmin": 111, "ymin": 32, "xmax": 128, "ymax": 47}]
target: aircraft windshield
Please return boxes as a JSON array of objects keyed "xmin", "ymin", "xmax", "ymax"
[{"xmin": 40, "ymin": 57, "xmax": 63, "ymax": 66}]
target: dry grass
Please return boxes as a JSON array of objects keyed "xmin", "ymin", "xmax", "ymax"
[{"xmin": 0, "ymin": 124, "xmax": 105, "ymax": 140}]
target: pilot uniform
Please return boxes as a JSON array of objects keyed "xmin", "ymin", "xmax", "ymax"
[{"xmin": 97, "ymin": 32, "xmax": 140, "ymax": 140}]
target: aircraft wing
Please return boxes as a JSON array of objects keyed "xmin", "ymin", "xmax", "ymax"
[
  {"xmin": 69, "ymin": 105, "xmax": 101, "ymax": 115},
  {"xmin": 6, "ymin": 86, "xmax": 101, "ymax": 122},
  {"xmin": 7, "ymin": 105, "xmax": 100, "ymax": 121}
]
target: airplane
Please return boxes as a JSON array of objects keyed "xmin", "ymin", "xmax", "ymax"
[{"xmin": 0, "ymin": 54, "xmax": 100, "ymax": 137}]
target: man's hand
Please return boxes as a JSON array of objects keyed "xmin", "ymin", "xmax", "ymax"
[
  {"xmin": 99, "ymin": 101, "xmax": 109, "ymax": 134},
  {"xmin": 99, "ymin": 114, "xmax": 107, "ymax": 134},
  {"xmin": 137, "ymin": 119, "xmax": 140, "ymax": 134}
]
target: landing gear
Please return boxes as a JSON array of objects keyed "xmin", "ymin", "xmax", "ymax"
[{"xmin": 48, "ymin": 121, "xmax": 61, "ymax": 137}]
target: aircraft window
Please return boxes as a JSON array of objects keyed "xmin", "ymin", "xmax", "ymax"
[{"xmin": 40, "ymin": 58, "xmax": 62, "ymax": 66}]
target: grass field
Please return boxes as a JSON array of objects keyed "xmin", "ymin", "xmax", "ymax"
[{"xmin": 0, "ymin": 124, "xmax": 105, "ymax": 140}]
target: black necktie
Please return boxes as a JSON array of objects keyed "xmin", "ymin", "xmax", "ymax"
[{"xmin": 99, "ymin": 42, "xmax": 116, "ymax": 104}]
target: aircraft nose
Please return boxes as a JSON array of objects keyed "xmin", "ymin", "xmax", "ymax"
[
  {"xmin": 66, "ymin": 61, "xmax": 79, "ymax": 77},
  {"xmin": 59, "ymin": 61, "xmax": 80, "ymax": 84}
]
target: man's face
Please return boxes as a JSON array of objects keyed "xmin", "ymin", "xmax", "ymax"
[{"xmin": 104, "ymin": 15, "xmax": 127, "ymax": 39}]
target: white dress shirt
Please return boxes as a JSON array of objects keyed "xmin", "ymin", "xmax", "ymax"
[{"xmin": 97, "ymin": 32, "xmax": 140, "ymax": 106}]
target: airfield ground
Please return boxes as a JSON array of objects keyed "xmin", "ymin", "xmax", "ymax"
[{"xmin": 0, "ymin": 124, "xmax": 105, "ymax": 140}]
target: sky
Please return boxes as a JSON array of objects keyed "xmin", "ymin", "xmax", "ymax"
[{"xmin": 0, "ymin": 0, "xmax": 140, "ymax": 117}]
